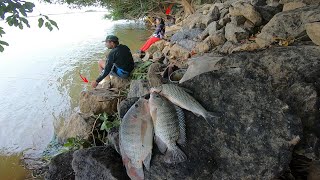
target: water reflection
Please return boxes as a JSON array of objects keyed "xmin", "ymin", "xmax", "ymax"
[{"xmin": 0, "ymin": 11, "xmax": 149, "ymax": 179}]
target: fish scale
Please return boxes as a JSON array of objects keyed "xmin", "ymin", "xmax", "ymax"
[
  {"xmin": 119, "ymin": 98, "xmax": 153, "ymax": 180},
  {"xmin": 149, "ymin": 92, "xmax": 187, "ymax": 164},
  {"xmin": 151, "ymin": 84, "xmax": 220, "ymax": 126}
]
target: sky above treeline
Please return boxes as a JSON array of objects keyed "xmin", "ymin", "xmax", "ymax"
[{"xmin": 28, "ymin": 0, "xmax": 107, "ymax": 16}]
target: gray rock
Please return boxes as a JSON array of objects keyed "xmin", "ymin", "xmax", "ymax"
[
  {"xmin": 220, "ymin": 8, "xmax": 230, "ymax": 18},
  {"xmin": 127, "ymin": 80, "xmax": 150, "ymax": 98},
  {"xmin": 79, "ymin": 89, "xmax": 118, "ymax": 115},
  {"xmin": 57, "ymin": 113, "xmax": 95, "ymax": 143},
  {"xmin": 204, "ymin": 28, "xmax": 226, "ymax": 47},
  {"xmin": 225, "ymin": 23, "xmax": 249, "ymax": 43},
  {"xmin": 171, "ymin": 28, "xmax": 203, "ymax": 43},
  {"xmin": 230, "ymin": 15, "xmax": 247, "ymax": 25},
  {"xmin": 218, "ymin": 41, "xmax": 238, "ymax": 54},
  {"xmin": 216, "ymin": 45, "xmax": 320, "ymax": 133},
  {"xmin": 177, "ymin": 39, "xmax": 199, "ymax": 51},
  {"xmin": 255, "ymin": 5, "xmax": 283, "ymax": 23},
  {"xmin": 218, "ymin": 16, "xmax": 231, "ymax": 26},
  {"xmin": 117, "ymin": 97, "xmax": 139, "ymax": 119},
  {"xmin": 45, "ymin": 151, "xmax": 75, "ymax": 180},
  {"xmin": 229, "ymin": 1, "xmax": 262, "ymax": 25},
  {"xmin": 72, "ymin": 146, "xmax": 129, "ymax": 180},
  {"xmin": 145, "ymin": 70, "xmax": 302, "ymax": 179},
  {"xmin": 256, "ymin": 5, "xmax": 320, "ymax": 47},
  {"xmin": 152, "ymin": 51, "xmax": 163, "ymax": 62},
  {"xmin": 198, "ymin": 21, "xmax": 222, "ymax": 41},
  {"xmin": 283, "ymin": 1, "xmax": 306, "ymax": 11},
  {"xmin": 209, "ymin": 5, "xmax": 220, "ymax": 22},
  {"xmin": 306, "ymin": 22, "xmax": 320, "ymax": 46},
  {"xmin": 294, "ymin": 133, "xmax": 319, "ymax": 160}
]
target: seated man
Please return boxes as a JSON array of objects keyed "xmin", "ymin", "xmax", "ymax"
[{"xmin": 91, "ymin": 35, "xmax": 134, "ymax": 88}]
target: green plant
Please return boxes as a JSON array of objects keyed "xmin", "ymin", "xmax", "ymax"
[
  {"xmin": 99, "ymin": 112, "xmax": 120, "ymax": 132},
  {"xmin": 63, "ymin": 137, "xmax": 90, "ymax": 151},
  {"xmin": 132, "ymin": 60, "xmax": 153, "ymax": 80}
]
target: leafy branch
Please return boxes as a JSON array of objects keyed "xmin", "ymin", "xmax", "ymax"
[{"xmin": 0, "ymin": 0, "xmax": 59, "ymax": 52}]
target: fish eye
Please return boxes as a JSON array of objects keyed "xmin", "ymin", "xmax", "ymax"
[{"xmin": 135, "ymin": 104, "xmax": 139, "ymax": 108}]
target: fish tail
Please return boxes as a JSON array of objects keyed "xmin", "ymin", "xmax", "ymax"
[
  {"xmin": 204, "ymin": 111, "xmax": 221, "ymax": 126},
  {"xmin": 164, "ymin": 145, "xmax": 187, "ymax": 164},
  {"xmin": 126, "ymin": 162, "xmax": 144, "ymax": 180}
]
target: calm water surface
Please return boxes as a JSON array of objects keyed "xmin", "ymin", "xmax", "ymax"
[{"xmin": 0, "ymin": 11, "xmax": 149, "ymax": 179}]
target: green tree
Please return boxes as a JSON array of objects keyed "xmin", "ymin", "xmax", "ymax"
[
  {"xmin": 48, "ymin": 0, "xmax": 195, "ymax": 20},
  {"xmin": 0, "ymin": 0, "xmax": 58, "ymax": 52}
]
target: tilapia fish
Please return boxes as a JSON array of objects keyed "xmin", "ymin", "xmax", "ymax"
[
  {"xmin": 151, "ymin": 84, "xmax": 220, "ymax": 125},
  {"xmin": 149, "ymin": 92, "xmax": 187, "ymax": 164},
  {"xmin": 119, "ymin": 98, "xmax": 153, "ymax": 180}
]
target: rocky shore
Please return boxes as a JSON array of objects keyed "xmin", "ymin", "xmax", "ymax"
[{"xmin": 45, "ymin": 0, "xmax": 320, "ymax": 179}]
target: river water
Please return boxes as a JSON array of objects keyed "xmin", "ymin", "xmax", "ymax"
[{"xmin": 0, "ymin": 11, "xmax": 149, "ymax": 179}]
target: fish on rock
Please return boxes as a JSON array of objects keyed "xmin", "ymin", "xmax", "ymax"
[
  {"xmin": 119, "ymin": 98, "xmax": 153, "ymax": 180},
  {"xmin": 151, "ymin": 84, "xmax": 220, "ymax": 125},
  {"xmin": 149, "ymin": 92, "xmax": 187, "ymax": 164}
]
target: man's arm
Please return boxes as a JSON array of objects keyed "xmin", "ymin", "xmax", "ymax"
[{"xmin": 96, "ymin": 51, "xmax": 116, "ymax": 83}]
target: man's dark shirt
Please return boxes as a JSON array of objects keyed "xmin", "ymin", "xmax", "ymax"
[{"xmin": 96, "ymin": 44, "xmax": 134, "ymax": 83}]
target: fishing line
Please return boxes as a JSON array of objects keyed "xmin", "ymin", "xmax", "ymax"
[{"xmin": 0, "ymin": 76, "xmax": 91, "ymax": 86}]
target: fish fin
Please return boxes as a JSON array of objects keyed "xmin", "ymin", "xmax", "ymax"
[
  {"xmin": 180, "ymin": 87, "xmax": 194, "ymax": 95},
  {"xmin": 143, "ymin": 152, "xmax": 152, "ymax": 171},
  {"xmin": 204, "ymin": 111, "xmax": 221, "ymax": 127},
  {"xmin": 140, "ymin": 120, "xmax": 148, "ymax": 141},
  {"xmin": 155, "ymin": 135, "xmax": 167, "ymax": 154},
  {"xmin": 164, "ymin": 146, "xmax": 187, "ymax": 164},
  {"xmin": 174, "ymin": 105, "xmax": 186, "ymax": 146},
  {"xmin": 127, "ymin": 162, "xmax": 144, "ymax": 180}
]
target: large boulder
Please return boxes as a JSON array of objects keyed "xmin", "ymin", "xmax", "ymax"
[
  {"xmin": 256, "ymin": 5, "xmax": 320, "ymax": 47},
  {"xmin": 145, "ymin": 71, "xmax": 302, "ymax": 179},
  {"xmin": 255, "ymin": 5, "xmax": 283, "ymax": 23},
  {"xmin": 79, "ymin": 89, "xmax": 118, "ymax": 115},
  {"xmin": 72, "ymin": 146, "xmax": 129, "ymax": 180},
  {"xmin": 225, "ymin": 23, "xmax": 249, "ymax": 43},
  {"xmin": 215, "ymin": 45, "xmax": 320, "ymax": 132},
  {"xmin": 229, "ymin": 1, "xmax": 262, "ymax": 25},
  {"xmin": 171, "ymin": 28, "xmax": 203, "ymax": 44},
  {"xmin": 57, "ymin": 113, "xmax": 95, "ymax": 143},
  {"xmin": 171, "ymin": 28, "xmax": 203, "ymax": 51},
  {"xmin": 45, "ymin": 151, "xmax": 75, "ymax": 180},
  {"xmin": 127, "ymin": 80, "xmax": 150, "ymax": 98},
  {"xmin": 169, "ymin": 44, "xmax": 191, "ymax": 60}
]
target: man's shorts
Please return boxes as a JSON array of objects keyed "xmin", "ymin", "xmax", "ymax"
[{"xmin": 110, "ymin": 65, "xmax": 130, "ymax": 78}]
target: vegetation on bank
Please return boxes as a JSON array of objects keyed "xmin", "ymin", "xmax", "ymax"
[{"xmin": 0, "ymin": 0, "xmax": 217, "ymax": 52}]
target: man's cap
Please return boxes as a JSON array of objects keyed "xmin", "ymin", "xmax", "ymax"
[{"xmin": 103, "ymin": 35, "xmax": 119, "ymax": 42}]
